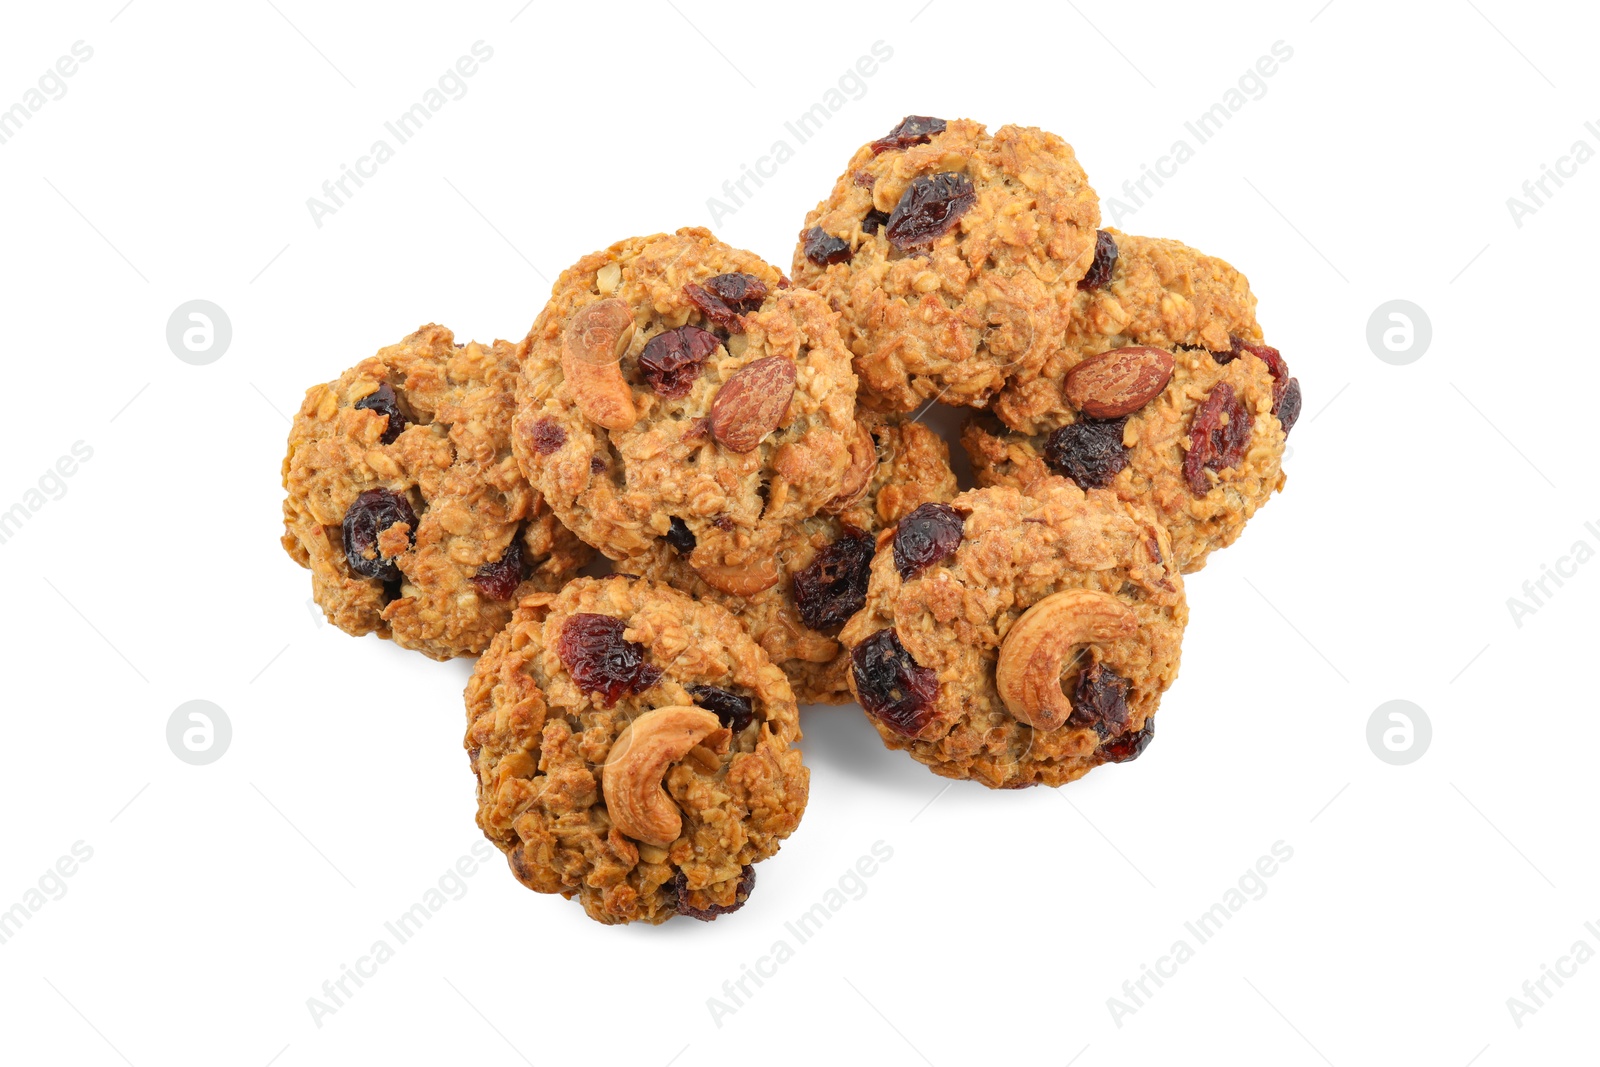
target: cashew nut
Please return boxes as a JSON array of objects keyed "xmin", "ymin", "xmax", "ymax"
[
  {"xmin": 602, "ymin": 706, "xmax": 722, "ymax": 847},
  {"xmin": 689, "ymin": 545, "xmax": 780, "ymax": 597},
  {"xmin": 995, "ymin": 590, "xmax": 1138, "ymax": 730},
  {"xmin": 822, "ymin": 420, "xmax": 878, "ymax": 515},
  {"xmin": 562, "ymin": 298, "xmax": 638, "ymax": 431}
]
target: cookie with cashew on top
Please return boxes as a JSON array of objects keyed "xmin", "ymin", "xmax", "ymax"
[
  {"xmin": 512, "ymin": 228, "xmax": 859, "ymax": 600},
  {"xmin": 837, "ymin": 482, "xmax": 1187, "ymax": 789},
  {"xmin": 465, "ymin": 575, "xmax": 808, "ymax": 925}
]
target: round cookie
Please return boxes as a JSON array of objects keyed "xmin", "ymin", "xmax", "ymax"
[
  {"xmin": 280, "ymin": 324, "xmax": 592, "ymax": 660},
  {"xmin": 995, "ymin": 228, "xmax": 1265, "ymax": 433},
  {"xmin": 512, "ymin": 228, "xmax": 859, "ymax": 598},
  {"xmin": 837, "ymin": 482, "xmax": 1187, "ymax": 789},
  {"xmin": 791, "ymin": 117, "xmax": 1100, "ymax": 413},
  {"xmin": 465, "ymin": 576, "xmax": 809, "ymax": 925},
  {"xmin": 963, "ymin": 339, "xmax": 1297, "ymax": 573},
  {"xmin": 626, "ymin": 412, "xmax": 959, "ymax": 704}
]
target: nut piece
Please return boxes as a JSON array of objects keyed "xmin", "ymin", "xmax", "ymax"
[
  {"xmin": 1065, "ymin": 346, "xmax": 1175, "ymax": 419},
  {"xmin": 602, "ymin": 706, "xmax": 722, "ymax": 847},
  {"xmin": 690, "ymin": 547, "xmax": 781, "ymax": 597},
  {"xmin": 822, "ymin": 420, "xmax": 878, "ymax": 515},
  {"xmin": 563, "ymin": 298, "xmax": 639, "ymax": 431},
  {"xmin": 995, "ymin": 590, "xmax": 1139, "ymax": 731},
  {"xmin": 710, "ymin": 356, "xmax": 796, "ymax": 453}
]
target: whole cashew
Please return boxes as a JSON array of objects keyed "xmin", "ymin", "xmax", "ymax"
[
  {"xmin": 562, "ymin": 298, "xmax": 638, "ymax": 431},
  {"xmin": 602, "ymin": 706, "xmax": 722, "ymax": 847},
  {"xmin": 995, "ymin": 589, "xmax": 1138, "ymax": 731}
]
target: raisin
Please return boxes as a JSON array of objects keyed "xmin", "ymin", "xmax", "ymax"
[
  {"xmin": 1067, "ymin": 662, "xmax": 1131, "ymax": 739},
  {"xmin": 638, "ymin": 325, "xmax": 721, "ymax": 398},
  {"xmin": 862, "ymin": 208, "xmax": 890, "ymax": 235},
  {"xmin": 1101, "ymin": 716, "xmax": 1154, "ymax": 763},
  {"xmin": 688, "ymin": 685, "xmax": 754, "ymax": 732},
  {"xmin": 354, "ymin": 383, "xmax": 408, "ymax": 444},
  {"xmin": 852, "ymin": 629, "xmax": 939, "ymax": 735},
  {"xmin": 684, "ymin": 273, "xmax": 768, "ymax": 334},
  {"xmin": 1043, "ymin": 419, "xmax": 1129, "ymax": 490},
  {"xmin": 471, "ymin": 538, "xmax": 523, "ymax": 601},
  {"xmin": 675, "ymin": 864, "xmax": 755, "ymax": 921},
  {"xmin": 1078, "ymin": 230, "xmax": 1119, "ymax": 291},
  {"xmin": 870, "ymin": 115, "xmax": 946, "ymax": 154},
  {"xmin": 528, "ymin": 417, "xmax": 566, "ymax": 455},
  {"xmin": 664, "ymin": 516, "xmax": 696, "ymax": 554},
  {"xmin": 792, "ymin": 526, "xmax": 875, "ymax": 632},
  {"xmin": 1276, "ymin": 378, "xmax": 1302, "ymax": 436},
  {"xmin": 342, "ymin": 488, "xmax": 416, "ymax": 581},
  {"xmin": 886, "ymin": 173, "xmax": 976, "ymax": 254},
  {"xmin": 1183, "ymin": 383, "xmax": 1253, "ymax": 496},
  {"xmin": 892, "ymin": 502, "xmax": 964, "ymax": 579},
  {"xmin": 802, "ymin": 226, "xmax": 851, "ymax": 266},
  {"xmin": 556, "ymin": 613, "xmax": 663, "ymax": 706}
]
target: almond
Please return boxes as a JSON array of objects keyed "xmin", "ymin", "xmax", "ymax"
[
  {"xmin": 709, "ymin": 356, "xmax": 796, "ymax": 453},
  {"xmin": 1064, "ymin": 346, "xmax": 1174, "ymax": 419}
]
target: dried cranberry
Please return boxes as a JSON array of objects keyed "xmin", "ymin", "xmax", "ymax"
[
  {"xmin": 870, "ymin": 115, "xmax": 946, "ymax": 154},
  {"xmin": 1078, "ymin": 230, "xmax": 1119, "ymax": 290},
  {"xmin": 792, "ymin": 526, "xmax": 875, "ymax": 632},
  {"xmin": 684, "ymin": 273, "xmax": 768, "ymax": 334},
  {"xmin": 556, "ymin": 613, "xmax": 663, "ymax": 706},
  {"xmin": 862, "ymin": 208, "xmax": 890, "ymax": 235},
  {"xmin": 341, "ymin": 488, "xmax": 417, "ymax": 581},
  {"xmin": 1043, "ymin": 418, "xmax": 1129, "ymax": 490},
  {"xmin": 664, "ymin": 516, "xmax": 696, "ymax": 554},
  {"xmin": 1277, "ymin": 378, "xmax": 1302, "ymax": 436},
  {"xmin": 355, "ymin": 383, "xmax": 408, "ymax": 444},
  {"xmin": 802, "ymin": 226, "xmax": 852, "ymax": 266},
  {"xmin": 471, "ymin": 538, "xmax": 523, "ymax": 601},
  {"xmin": 852, "ymin": 629, "xmax": 939, "ymax": 735},
  {"xmin": 1183, "ymin": 383, "xmax": 1253, "ymax": 496},
  {"xmin": 528, "ymin": 417, "xmax": 566, "ymax": 455},
  {"xmin": 675, "ymin": 864, "xmax": 755, "ymax": 921},
  {"xmin": 590, "ymin": 455, "xmax": 607, "ymax": 474},
  {"xmin": 1067, "ymin": 662, "xmax": 1131, "ymax": 739},
  {"xmin": 892, "ymin": 502, "xmax": 964, "ymax": 579},
  {"xmin": 886, "ymin": 173, "xmax": 976, "ymax": 253},
  {"xmin": 688, "ymin": 685, "xmax": 754, "ymax": 732},
  {"xmin": 853, "ymin": 170, "xmax": 875, "ymax": 187},
  {"xmin": 638, "ymin": 325, "xmax": 721, "ymax": 398},
  {"xmin": 1101, "ymin": 716, "xmax": 1154, "ymax": 763}
]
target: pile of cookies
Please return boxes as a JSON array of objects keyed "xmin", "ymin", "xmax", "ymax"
[{"xmin": 280, "ymin": 116, "xmax": 1300, "ymax": 925}]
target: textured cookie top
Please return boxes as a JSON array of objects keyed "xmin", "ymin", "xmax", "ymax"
[
  {"xmin": 838, "ymin": 482, "xmax": 1187, "ymax": 789},
  {"xmin": 280, "ymin": 324, "xmax": 591, "ymax": 660},
  {"xmin": 995, "ymin": 229, "xmax": 1263, "ymax": 432},
  {"xmin": 964, "ymin": 339, "xmax": 1297, "ymax": 573},
  {"xmin": 465, "ymin": 576, "xmax": 809, "ymax": 925},
  {"xmin": 791, "ymin": 117, "xmax": 1100, "ymax": 412},
  {"xmin": 513, "ymin": 228, "xmax": 858, "ymax": 597},
  {"xmin": 628, "ymin": 411, "xmax": 959, "ymax": 705}
]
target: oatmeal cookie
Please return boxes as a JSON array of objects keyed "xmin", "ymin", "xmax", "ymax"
[
  {"xmin": 280, "ymin": 324, "xmax": 591, "ymax": 660},
  {"xmin": 995, "ymin": 229, "xmax": 1264, "ymax": 432},
  {"xmin": 837, "ymin": 482, "xmax": 1187, "ymax": 789},
  {"xmin": 963, "ymin": 339, "xmax": 1298, "ymax": 572},
  {"xmin": 465, "ymin": 576, "xmax": 809, "ymax": 925},
  {"xmin": 513, "ymin": 228, "xmax": 859, "ymax": 598},
  {"xmin": 791, "ymin": 117, "xmax": 1100, "ymax": 412},
  {"xmin": 627, "ymin": 412, "xmax": 958, "ymax": 704}
]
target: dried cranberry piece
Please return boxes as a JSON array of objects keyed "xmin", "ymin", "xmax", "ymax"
[
  {"xmin": 852, "ymin": 629, "xmax": 939, "ymax": 735},
  {"xmin": 892, "ymin": 502, "xmax": 964, "ymax": 579},
  {"xmin": 870, "ymin": 115, "xmax": 946, "ymax": 154},
  {"xmin": 471, "ymin": 538, "xmax": 523, "ymax": 601},
  {"xmin": 862, "ymin": 208, "xmax": 890, "ymax": 235},
  {"xmin": 355, "ymin": 383, "xmax": 408, "ymax": 444},
  {"xmin": 1067, "ymin": 662, "xmax": 1131, "ymax": 739},
  {"xmin": 675, "ymin": 864, "xmax": 755, "ymax": 921},
  {"xmin": 688, "ymin": 685, "xmax": 754, "ymax": 732},
  {"xmin": 853, "ymin": 170, "xmax": 875, "ymax": 188},
  {"xmin": 1101, "ymin": 716, "xmax": 1155, "ymax": 763},
  {"xmin": 1183, "ymin": 383, "xmax": 1253, "ymax": 496},
  {"xmin": 556, "ymin": 613, "xmax": 663, "ymax": 706},
  {"xmin": 590, "ymin": 455, "xmax": 607, "ymax": 474},
  {"xmin": 802, "ymin": 226, "xmax": 852, "ymax": 266},
  {"xmin": 1043, "ymin": 418, "xmax": 1130, "ymax": 490},
  {"xmin": 684, "ymin": 273, "xmax": 768, "ymax": 334},
  {"xmin": 792, "ymin": 526, "xmax": 875, "ymax": 632},
  {"xmin": 886, "ymin": 173, "xmax": 976, "ymax": 253},
  {"xmin": 1237, "ymin": 340, "xmax": 1290, "ymax": 408},
  {"xmin": 341, "ymin": 488, "xmax": 417, "ymax": 581},
  {"xmin": 664, "ymin": 516, "xmax": 696, "ymax": 554},
  {"xmin": 638, "ymin": 325, "xmax": 721, "ymax": 398},
  {"xmin": 1078, "ymin": 230, "xmax": 1119, "ymax": 290},
  {"xmin": 528, "ymin": 417, "xmax": 566, "ymax": 455},
  {"xmin": 1276, "ymin": 378, "xmax": 1302, "ymax": 436}
]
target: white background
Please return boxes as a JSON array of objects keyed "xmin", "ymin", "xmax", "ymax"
[{"xmin": 1, "ymin": 1, "xmax": 1595, "ymax": 1064}]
